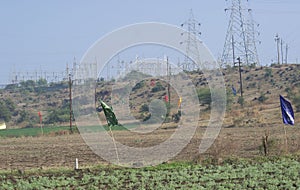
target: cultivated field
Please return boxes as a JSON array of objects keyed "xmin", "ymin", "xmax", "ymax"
[
  {"xmin": 0, "ymin": 125, "xmax": 299, "ymax": 189},
  {"xmin": 1, "ymin": 158, "xmax": 300, "ymax": 189},
  {"xmin": 0, "ymin": 124, "xmax": 299, "ymax": 170}
]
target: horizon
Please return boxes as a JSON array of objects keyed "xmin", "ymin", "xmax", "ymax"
[{"xmin": 1, "ymin": 0, "xmax": 300, "ymax": 84}]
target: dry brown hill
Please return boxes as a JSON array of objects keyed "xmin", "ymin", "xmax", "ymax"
[{"xmin": 1, "ymin": 64, "xmax": 300, "ymax": 129}]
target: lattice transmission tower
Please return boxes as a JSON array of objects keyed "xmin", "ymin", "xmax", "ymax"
[
  {"xmin": 180, "ymin": 9, "xmax": 202, "ymax": 71},
  {"xmin": 221, "ymin": 0, "xmax": 260, "ymax": 67}
]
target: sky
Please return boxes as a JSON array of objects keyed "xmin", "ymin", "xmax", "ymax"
[{"xmin": 0, "ymin": 0, "xmax": 300, "ymax": 84}]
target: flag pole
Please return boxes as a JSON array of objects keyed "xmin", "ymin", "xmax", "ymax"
[
  {"xmin": 279, "ymin": 95, "xmax": 294, "ymax": 154},
  {"xmin": 40, "ymin": 118, "xmax": 43, "ymax": 135},
  {"xmin": 109, "ymin": 125, "xmax": 120, "ymax": 165},
  {"xmin": 38, "ymin": 111, "xmax": 43, "ymax": 135},
  {"xmin": 100, "ymin": 99, "xmax": 120, "ymax": 165},
  {"xmin": 282, "ymin": 124, "xmax": 288, "ymax": 153}
]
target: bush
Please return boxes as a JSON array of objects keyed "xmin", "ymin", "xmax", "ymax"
[
  {"xmin": 172, "ymin": 111, "xmax": 181, "ymax": 123},
  {"xmin": 197, "ymin": 88, "xmax": 228, "ymax": 109},
  {"xmin": 0, "ymin": 98, "xmax": 16, "ymax": 122},
  {"xmin": 4, "ymin": 84, "xmax": 18, "ymax": 90},
  {"xmin": 238, "ymin": 96, "xmax": 244, "ymax": 106},
  {"xmin": 20, "ymin": 80, "xmax": 35, "ymax": 92},
  {"xmin": 46, "ymin": 100, "xmax": 72, "ymax": 124},
  {"xmin": 0, "ymin": 102, "xmax": 11, "ymax": 122},
  {"xmin": 264, "ymin": 68, "xmax": 272, "ymax": 78},
  {"xmin": 132, "ymin": 81, "xmax": 145, "ymax": 91},
  {"xmin": 140, "ymin": 104, "xmax": 149, "ymax": 112},
  {"xmin": 46, "ymin": 108, "xmax": 70, "ymax": 124},
  {"xmin": 258, "ymin": 93, "xmax": 268, "ymax": 103},
  {"xmin": 151, "ymin": 82, "xmax": 165, "ymax": 93},
  {"xmin": 197, "ymin": 88, "xmax": 211, "ymax": 106},
  {"xmin": 37, "ymin": 78, "xmax": 47, "ymax": 86},
  {"xmin": 292, "ymin": 95, "xmax": 300, "ymax": 112},
  {"xmin": 17, "ymin": 110, "xmax": 29, "ymax": 123}
]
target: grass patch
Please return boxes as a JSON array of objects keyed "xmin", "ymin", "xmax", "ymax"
[
  {"xmin": 0, "ymin": 126, "xmax": 70, "ymax": 138},
  {"xmin": 0, "ymin": 124, "xmax": 139, "ymax": 138}
]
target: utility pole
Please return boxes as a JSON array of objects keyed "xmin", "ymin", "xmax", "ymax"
[
  {"xmin": 69, "ymin": 73, "xmax": 73, "ymax": 133},
  {"xmin": 232, "ymin": 35, "xmax": 236, "ymax": 66},
  {"xmin": 281, "ymin": 39, "xmax": 284, "ymax": 64},
  {"xmin": 167, "ymin": 57, "xmax": 171, "ymax": 115},
  {"xmin": 237, "ymin": 57, "xmax": 243, "ymax": 97},
  {"xmin": 275, "ymin": 34, "xmax": 280, "ymax": 64},
  {"xmin": 285, "ymin": 44, "xmax": 289, "ymax": 64}
]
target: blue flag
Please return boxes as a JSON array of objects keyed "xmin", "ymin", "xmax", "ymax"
[
  {"xmin": 280, "ymin": 95, "xmax": 295, "ymax": 125},
  {"xmin": 231, "ymin": 85, "xmax": 237, "ymax": 96}
]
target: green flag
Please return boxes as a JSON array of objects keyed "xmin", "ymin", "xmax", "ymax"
[{"xmin": 99, "ymin": 100, "xmax": 119, "ymax": 127}]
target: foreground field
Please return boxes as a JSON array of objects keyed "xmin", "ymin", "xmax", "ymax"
[
  {"xmin": 0, "ymin": 158, "xmax": 299, "ymax": 189},
  {"xmin": 0, "ymin": 125, "xmax": 299, "ymax": 170}
]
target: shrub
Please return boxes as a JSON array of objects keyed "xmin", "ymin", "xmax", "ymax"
[
  {"xmin": 17, "ymin": 110, "xmax": 29, "ymax": 123},
  {"xmin": 37, "ymin": 78, "xmax": 47, "ymax": 86},
  {"xmin": 0, "ymin": 98, "xmax": 16, "ymax": 122},
  {"xmin": 132, "ymin": 81, "xmax": 145, "ymax": 91},
  {"xmin": 45, "ymin": 108, "xmax": 70, "ymax": 124},
  {"xmin": 140, "ymin": 104, "xmax": 149, "ymax": 112},
  {"xmin": 4, "ymin": 84, "xmax": 18, "ymax": 90},
  {"xmin": 151, "ymin": 82, "xmax": 165, "ymax": 92},
  {"xmin": 197, "ymin": 88, "xmax": 211, "ymax": 106},
  {"xmin": 238, "ymin": 96, "xmax": 244, "ymax": 106},
  {"xmin": 0, "ymin": 102, "xmax": 11, "ymax": 122},
  {"xmin": 258, "ymin": 93, "xmax": 268, "ymax": 103},
  {"xmin": 264, "ymin": 68, "xmax": 272, "ymax": 78},
  {"xmin": 292, "ymin": 95, "xmax": 300, "ymax": 112}
]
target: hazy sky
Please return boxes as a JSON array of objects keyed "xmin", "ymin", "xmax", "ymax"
[{"xmin": 0, "ymin": 0, "xmax": 300, "ymax": 84}]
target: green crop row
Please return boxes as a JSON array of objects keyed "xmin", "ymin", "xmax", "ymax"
[{"xmin": 0, "ymin": 158, "xmax": 299, "ymax": 189}]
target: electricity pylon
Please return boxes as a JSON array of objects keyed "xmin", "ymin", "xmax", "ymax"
[
  {"xmin": 180, "ymin": 9, "xmax": 202, "ymax": 71},
  {"xmin": 221, "ymin": 0, "xmax": 260, "ymax": 67}
]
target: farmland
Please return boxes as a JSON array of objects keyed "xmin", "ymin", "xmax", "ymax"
[
  {"xmin": 0, "ymin": 64, "xmax": 300, "ymax": 189},
  {"xmin": 0, "ymin": 157, "xmax": 300, "ymax": 189},
  {"xmin": 0, "ymin": 125, "xmax": 300, "ymax": 170}
]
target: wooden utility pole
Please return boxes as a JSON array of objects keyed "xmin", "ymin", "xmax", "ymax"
[
  {"xmin": 166, "ymin": 57, "xmax": 171, "ymax": 115},
  {"xmin": 69, "ymin": 73, "xmax": 73, "ymax": 133},
  {"xmin": 237, "ymin": 57, "xmax": 243, "ymax": 97}
]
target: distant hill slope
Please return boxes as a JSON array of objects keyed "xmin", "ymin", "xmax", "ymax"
[{"xmin": 1, "ymin": 64, "xmax": 300, "ymax": 128}]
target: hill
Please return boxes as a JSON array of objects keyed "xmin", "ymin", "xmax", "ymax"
[{"xmin": 1, "ymin": 64, "xmax": 300, "ymax": 129}]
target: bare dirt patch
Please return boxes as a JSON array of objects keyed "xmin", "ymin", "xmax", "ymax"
[{"xmin": 0, "ymin": 124, "xmax": 299, "ymax": 170}]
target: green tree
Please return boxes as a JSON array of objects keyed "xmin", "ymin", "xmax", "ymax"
[
  {"xmin": 0, "ymin": 102, "xmax": 11, "ymax": 122},
  {"xmin": 0, "ymin": 98, "xmax": 15, "ymax": 122},
  {"xmin": 20, "ymin": 80, "xmax": 36, "ymax": 92},
  {"xmin": 17, "ymin": 110, "xmax": 29, "ymax": 123},
  {"xmin": 37, "ymin": 78, "xmax": 47, "ymax": 86},
  {"xmin": 46, "ymin": 109, "xmax": 69, "ymax": 124}
]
